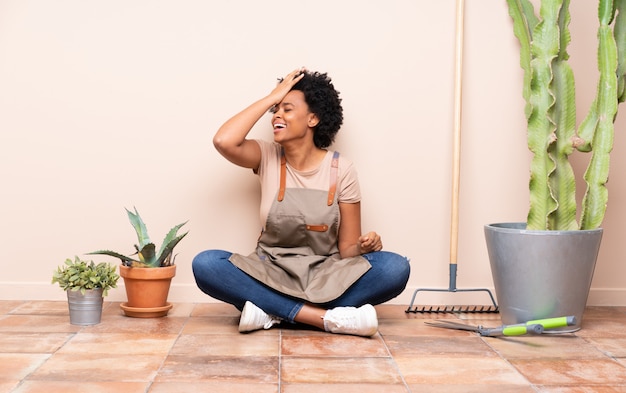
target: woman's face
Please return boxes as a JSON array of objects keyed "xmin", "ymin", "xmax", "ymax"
[{"xmin": 271, "ymin": 90, "xmax": 318, "ymax": 145}]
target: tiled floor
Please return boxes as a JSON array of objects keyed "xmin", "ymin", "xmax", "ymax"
[{"xmin": 1, "ymin": 301, "xmax": 625, "ymax": 392}]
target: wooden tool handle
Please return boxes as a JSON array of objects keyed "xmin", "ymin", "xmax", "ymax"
[{"xmin": 450, "ymin": 0, "xmax": 465, "ymax": 266}]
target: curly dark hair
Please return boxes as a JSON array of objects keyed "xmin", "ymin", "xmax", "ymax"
[{"xmin": 291, "ymin": 71, "xmax": 343, "ymax": 149}]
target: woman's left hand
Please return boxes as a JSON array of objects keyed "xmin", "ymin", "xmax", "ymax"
[{"xmin": 359, "ymin": 231, "xmax": 383, "ymax": 254}]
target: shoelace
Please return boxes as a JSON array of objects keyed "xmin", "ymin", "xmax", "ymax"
[
  {"xmin": 330, "ymin": 313, "xmax": 357, "ymax": 329},
  {"xmin": 263, "ymin": 317, "xmax": 281, "ymax": 329}
]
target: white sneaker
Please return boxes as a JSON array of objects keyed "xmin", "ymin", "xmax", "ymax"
[
  {"xmin": 239, "ymin": 301, "xmax": 282, "ymax": 333},
  {"xmin": 323, "ymin": 304, "xmax": 378, "ymax": 337}
]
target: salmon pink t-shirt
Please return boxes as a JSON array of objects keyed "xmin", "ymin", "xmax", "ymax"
[{"xmin": 255, "ymin": 140, "xmax": 361, "ymax": 229}]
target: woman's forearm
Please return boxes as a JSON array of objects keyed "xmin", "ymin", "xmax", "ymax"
[{"xmin": 213, "ymin": 95, "xmax": 276, "ymax": 152}]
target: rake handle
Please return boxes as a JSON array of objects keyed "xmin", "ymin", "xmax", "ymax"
[{"xmin": 450, "ymin": 0, "xmax": 465, "ymax": 267}]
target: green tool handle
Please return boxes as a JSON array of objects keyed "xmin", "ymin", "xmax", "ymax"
[
  {"xmin": 521, "ymin": 316, "xmax": 576, "ymax": 330},
  {"xmin": 500, "ymin": 323, "xmax": 544, "ymax": 336},
  {"xmin": 487, "ymin": 316, "xmax": 575, "ymax": 336}
]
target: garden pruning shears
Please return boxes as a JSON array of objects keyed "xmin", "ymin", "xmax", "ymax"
[{"xmin": 424, "ymin": 316, "xmax": 576, "ymax": 337}]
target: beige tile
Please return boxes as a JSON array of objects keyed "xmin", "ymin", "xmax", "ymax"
[
  {"xmin": 156, "ymin": 355, "xmax": 278, "ymax": 383},
  {"xmin": 375, "ymin": 304, "xmax": 415, "ymax": 319},
  {"xmin": 57, "ymin": 333, "xmax": 178, "ymax": 355},
  {"xmin": 281, "ymin": 357, "xmax": 402, "ymax": 384},
  {"xmin": 535, "ymin": 386, "xmax": 626, "ymax": 393},
  {"xmin": 483, "ymin": 335, "xmax": 606, "ymax": 359},
  {"xmin": 100, "ymin": 302, "xmax": 126, "ymax": 317},
  {"xmin": 0, "ymin": 315, "xmax": 81, "ymax": 333},
  {"xmin": 280, "ymin": 325, "xmax": 328, "ymax": 336},
  {"xmin": 84, "ymin": 314, "xmax": 186, "ymax": 334},
  {"xmin": 409, "ymin": 384, "xmax": 536, "ymax": 393},
  {"xmin": 12, "ymin": 381, "xmax": 149, "ymax": 393},
  {"xmin": 457, "ymin": 312, "xmax": 505, "ymax": 322},
  {"xmin": 282, "ymin": 334, "xmax": 389, "ymax": 357},
  {"xmin": 282, "ymin": 383, "xmax": 408, "ymax": 393},
  {"xmin": 0, "ymin": 354, "xmax": 49, "ymax": 380},
  {"xmin": 8, "ymin": 301, "xmax": 69, "ymax": 316},
  {"xmin": 510, "ymin": 358, "xmax": 626, "ymax": 385},
  {"xmin": 0, "ymin": 381, "xmax": 20, "ymax": 393},
  {"xmin": 394, "ymin": 356, "xmax": 528, "ymax": 385},
  {"xmin": 582, "ymin": 306, "xmax": 626, "ymax": 319},
  {"xmin": 584, "ymin": 337, "xmax": 626, "ymax": 357},
  {"xmin": 164, "ymin": 302, "xmax": 196, "ymax": 317},
  {"xmin": 378, "ymin": 318, "xmax": 475, "ymax": 337},
  {"xmin": 0, "ymin": 301, "xmax": 25, "ymax": 315},
  {"xmin": 385, "ymin": 335, "xmax": 498, "ymax": 358},
  {"xmin": 182, "ymin": 315, "xmax": 242, "ymax": 334},
  {"xmin": 149, "ymin": 381, "xmax": 278, "ymax": 393},
  {"xmin": 28, "ymin": 353, "xmax": 165, "ymax": 382},
  {"xmin": 407, "ymin": 385, "xmax": 535, "ymax": 393},
  {"xmin": 190, "ymin": 303, "xmax": 241, "ymax": 317},
  {"xmin": 454, "ymin": 317, "xmax": 510, "ymax": 328},
  {"xmin": 170, "ymin": 334, "xmax": 278, "ymax": 357},
  {"xmin": 576, "ymin": 318, "xmax": 626, "ymax": 338},
  {"xmin": 0, "ymin": 333, "xmax": 72, "ymax": 353}
]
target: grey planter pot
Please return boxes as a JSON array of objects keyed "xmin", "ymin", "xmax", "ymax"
[
  {"xmin": 67, "ymin": 288, "xmax": 104, "ymax": 326},
  {"xmin": 484, "ymin": 223, "xmax": 602, "ymax": 332}
]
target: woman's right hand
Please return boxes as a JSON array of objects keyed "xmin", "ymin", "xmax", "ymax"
[
  {"xmin": 268, "ymin": 67, "xmax": 306, "ymax": 105},
  {"xmin": 213, "ymin": 68, "xmax": 306, "ymax": 169}
]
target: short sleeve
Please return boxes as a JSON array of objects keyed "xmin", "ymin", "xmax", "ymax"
[{"xmin": 338, "ymin": 158, "xmax": 361, "ymax": 204}]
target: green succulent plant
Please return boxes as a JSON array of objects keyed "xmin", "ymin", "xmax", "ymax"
[
  {"xmin": 88, "ymin": 207, "xmax": 188, "ymax": 268},
  {"xmin": 508, "ymin": 0, "xmax": 626, "ymax": 230},
  {"xmin": 52, "ymin": 256, "xmax": 119, "ymax": 296}
]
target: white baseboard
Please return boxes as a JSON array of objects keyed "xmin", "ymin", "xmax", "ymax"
[{"xmin": 2, "ymin": 282, "xmax": 625, "ymax": 307}]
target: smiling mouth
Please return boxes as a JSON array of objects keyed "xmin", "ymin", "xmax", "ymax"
[{"xmin": 273, "ymin": 123, "xmax": 286, "ymax": 130}]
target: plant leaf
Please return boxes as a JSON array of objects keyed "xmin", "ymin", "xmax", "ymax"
[
  {"xmin": 156, "ymin": 221, "xmax": 188, "ymax": 264},
  {"xmin": 126, "ymin": 207, "xmax": 151, "ymax": 249},
  {"xmin": 155, "ymin": 231, "xmax": 188, "ymax": 267},
  {"xmin": 138, "ymin": 243, "xmax": 158, "ymax": 267},
  {"xmin": 87, "ymin": 250, "xmax": 137, "ymax": 265}
]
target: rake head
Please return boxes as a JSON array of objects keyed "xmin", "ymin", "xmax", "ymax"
[{"xmin": 405, "ymin": 304, "xmax": 499, "ymax": 314}]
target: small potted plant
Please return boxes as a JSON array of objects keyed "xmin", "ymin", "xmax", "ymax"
[
  {"xmin": 88, "ymin": 207, "xmax": 188, "ymax": 318},
  {"xmin": 52, "ymin": 256, "xmax": 119, "ymax": 325}
]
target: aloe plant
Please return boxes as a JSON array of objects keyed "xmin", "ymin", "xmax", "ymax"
[
  {"xmin": 508, "ymin": 0, "xmax": 626, "ymax": 230},
  {"xmin": 88, "ymin": 207, "xmax": 188, "ymax": 268}
]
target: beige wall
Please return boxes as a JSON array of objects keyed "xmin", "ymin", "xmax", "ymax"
[{"xmin": 1, "ymin": 0, "xmax": 624, "ymax": 305}]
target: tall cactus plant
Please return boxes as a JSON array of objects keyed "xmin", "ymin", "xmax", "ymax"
[{"xmin": 508, "ymin": 0, "xmax": 626, "ymax": 230}]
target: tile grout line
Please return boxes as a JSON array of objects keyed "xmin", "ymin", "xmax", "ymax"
[
  {"xmin": 278, "ymin": 328, "xmax": 283, "ymax": 392},
  {"xmin": 479, "ymin": 335, "xmax": 538, "ymax": 391},
  {"xmin": 145, "ymin": 302, "xmax": 195, "ymax": 392},
  {"xmin": 378, "ymin": 332, "xmax": 412, "ymax": 392},
  {"xmin": 7, "ymin": 300, "xmax": 81, "ymax": 391}
]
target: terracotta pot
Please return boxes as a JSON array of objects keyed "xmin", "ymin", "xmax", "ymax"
[{"xmin": 119, "ymin": 264, "xmax": 176, "ymax": 318}]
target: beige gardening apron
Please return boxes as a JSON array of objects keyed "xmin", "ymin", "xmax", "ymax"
[{"xmin": 229, "ymin": 151, "xmax": 371, "ymax": 303}]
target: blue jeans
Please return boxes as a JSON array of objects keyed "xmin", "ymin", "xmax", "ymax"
[{"xmin": 192, "ymin": 250, "xmax": 410, "ymax": 323}]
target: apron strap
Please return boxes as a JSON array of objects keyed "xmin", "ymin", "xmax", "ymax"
[
  {"xmin": 277, "ymin": 149, "xmax": 340, "ymax": 205},
  {"xmin": 278, "ymin": 150, "xmax": 286, "ymax": 202},
  {"xmin": 327, "ymin": 151, "xmax": 340, "ymax": 206}
]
